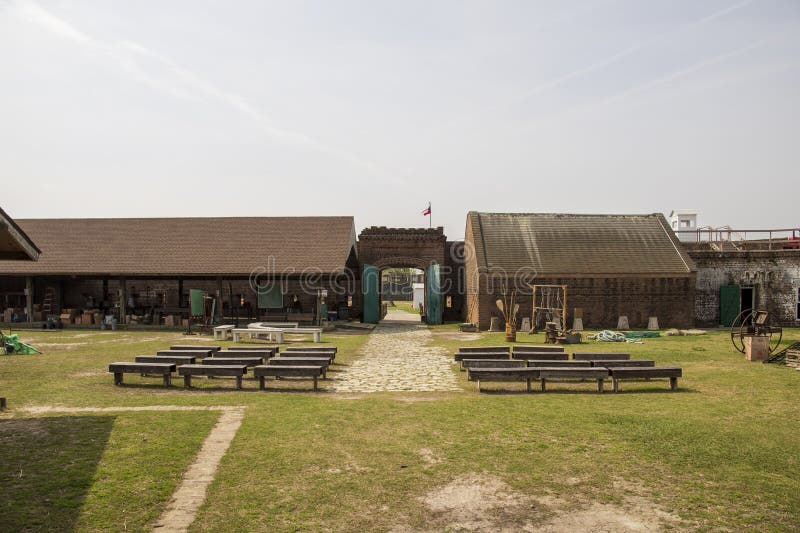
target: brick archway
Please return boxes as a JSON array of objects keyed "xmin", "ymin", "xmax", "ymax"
[
  {"xmin": 357, "ymin": 227, "xmax": 448, "ymax": 324},
  {"xmin": 357, "ymin": 227, "xmax": 447, "ymax": 269}
]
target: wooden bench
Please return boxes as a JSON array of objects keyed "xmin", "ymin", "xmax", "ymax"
[
  {"xmin": 461, "ymin": 359, "xmax": 526, "ymax": 370},
  {"xmin": 170, "ymin": 345, "xmax": 221, "ymax": 352},
  {"xmin": 201, "ymin": 356, "xmax": 264, "ymax": 367},
  {"xmin": 466, "ymin": 367, "xmax": 541, "ymax": 392},
  {"xmin": 591, "ymin": 360, "xmax": 655, "ymax": 368},
  {"xmin": 228, "ymin": 346, "xmax": 280, "ymax": 356},
  {"xmin": 526, "ymin": 360, "xmax": 591, "ymax": 368},
  {"xmin": 135, "ymin": 355, "xmax": 196, "ymax": 366},
  {"xmin": 454, "ymin": 351, "xmax": 511, "ymax": 362},
  {"xmin": 284, "ymin": 346, "xmax": 337, "ymax": 355},
  {"xmin": 281, "ymin": 352, "xmax": 334, "ymax": 364},
  {"xmin": 511, "ymin": 352, "xmax": 569, "ymax": 361},
  {"xmin": 213, "ymin": 325, "xmax": 235, "ymax": 340},
  {"xmin": 269, "ymin": 357, "xmax": 330, "ymax": 378},
  {"xmin": 215, "ymin": 349, "xmax": 274, "ymax": 359},
  {"xmin": 512, "ymin": 345, "xmax": 565, "ymax": 353},
  {"xmin": 609, "ymin": 367, "xmax": 682, "ymax": 392},
  {"xmin": 178, "ymin": 364, "xmax": 248, "ymax": 389},
  {"xmin": 572, "ymin": 352, "xmax": 630, "ymax": 361},
  {"xmin": 253, "ymin": 365, "xmax": 324, "ymax": 391},
  {"xmin": 109, "ymin": 362, "xmax": 175, "ymax": 386},
  {"xmin": 459, "ymin": 346, "xmax": 510, "ymax": 353},
  {"xmin": 158, "ymin": 349, "xmax": 214, "ymax": 358},
  {"xmin": 285, "ymin": 345, "xmax": 337, "ymax": 352},
  {"xmin": 538, "ymin": 368, "xmax": 609, "ymax": 392}
]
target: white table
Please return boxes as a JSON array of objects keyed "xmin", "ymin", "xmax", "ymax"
[{"xmin": 213, "ymin": 325, "xmax": 235, "ymax": 340}]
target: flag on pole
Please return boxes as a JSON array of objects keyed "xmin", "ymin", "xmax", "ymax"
[{"xmin": 422, "ymin": 202, "xmax": 431, "ymax": 216}]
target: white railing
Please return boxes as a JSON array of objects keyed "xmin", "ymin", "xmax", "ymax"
[{"xmin": 675, "ymin": 227, "xmax": 800, "ymax": 250}]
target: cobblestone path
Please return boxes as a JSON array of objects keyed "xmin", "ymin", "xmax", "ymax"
[{"xmin": 334, "ymin": 311, "xmax": 461, "ymax": 393}]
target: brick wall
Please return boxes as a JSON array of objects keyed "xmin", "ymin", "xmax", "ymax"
[
  {"xmin": 465, "ymin": 274, "xmax": 695, "ymax": 331},
  {"xmin": 690, "ymin": 250, "xmax": 800, "ymax": 326}
]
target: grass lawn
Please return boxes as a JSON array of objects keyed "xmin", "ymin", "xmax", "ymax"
[
  {"xmin": 1, "ymin": 325, "xmax": 799, "ymax": 531},
  {"xmin": 387, "ymin": 300, "xmax": 420, "ymax": 314}
]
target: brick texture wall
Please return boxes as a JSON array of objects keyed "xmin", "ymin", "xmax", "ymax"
[
  {"xmin": 690, "ymin": 250, "xmax": 800, "ymax": 326},
  {"xmin": 471, "ymin": 275, "xmax": 695, "ymax": 331}
]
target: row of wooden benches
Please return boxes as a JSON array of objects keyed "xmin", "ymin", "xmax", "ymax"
[
  {"xmin": 455, "ymin": 345, "xmax": 682, "ymax": 393},
  {"xmin": 467, "ymin": 366, "xmax": 682, "ymax": 393},
  {"xmin": 454, "ymin": 345, "xmax": 637, "ymax": 362},
  {"xmin": 109, "ymin": 345, "xmax": 338, "ymax": 391}
]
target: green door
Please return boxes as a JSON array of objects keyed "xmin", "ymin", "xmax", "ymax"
[
  {"xmin": 362, "ymin": 264, "xmax": 380, "ymax": 323},
  {"xmin": 720, "ymin": 285, "xmax": 740, "ymax": 326},
  {"xmin": 426, "ymin": 264, "xmax": 442, "ymax": 325}
]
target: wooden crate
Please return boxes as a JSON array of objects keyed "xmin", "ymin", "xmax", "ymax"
[{"xmin": 786, "ymin": 349, "xmax": 800, "ymax": 368}]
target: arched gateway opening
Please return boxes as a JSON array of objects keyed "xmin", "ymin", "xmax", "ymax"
[{"xmin": 357, "ymin": 227, "xmax": 448, "ymax": 325}]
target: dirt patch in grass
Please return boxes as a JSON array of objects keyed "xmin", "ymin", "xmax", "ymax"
[
  {"xmin": 418, "ymin": 448, "xmax": 443, "ymax": 466},
  {"xmin": 35, "ymin": 342, "xmax": 89, "ymax": 349},
  {"xmin": 531, "ymin": 495, "xmax": 684, "ymax": 532},
  {"xmin": 394, "ymin": 395, "xmax": 446, "ymax": 403},
  {"xmin": 412, "ymin": 473, "xmax": 685, "ymax": 532},
  {"xmin": 331, "ymin": 393, "xmax": 369, "ymax": 400},
  {"xmin": 416, "ymin": 473, "xmax": 540, "ymax": 531},
  {"xmin": 67, "ymin": 370, "xmax": 105, "ymax": 378},
  {"xmin": 432, "ymin": 332, "xmax": 483, "ymax": 342}
]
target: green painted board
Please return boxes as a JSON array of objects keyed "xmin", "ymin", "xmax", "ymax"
[
  {"xmin": 362, "ymin": 264, "xmax": 379, "ymax": 324},
  {"xmin": 189, "ymin": 289, "xmax": 204, "ymax": 316},
  {"xmin": 720, "ymin": 285, "xmax": 740, "ymax": 327},
  {"xmin": 257, "ymin": 284, "xmax": 283, "ymax": 309},
  {"xmin": 425, "ymin": 263, "xmax": 442, "ymax": 325}
]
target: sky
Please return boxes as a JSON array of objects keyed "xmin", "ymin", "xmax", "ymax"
[{"xmin": 0, "ymin": 0, "xmax": 798, "ymax": 239}]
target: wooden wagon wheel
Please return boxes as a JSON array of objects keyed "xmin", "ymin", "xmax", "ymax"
[
  {"xmin": 765, "ymin": 325, "xmax": 783, "ymax": 355},
  {"xmin": 729, "ymin": 310, "xmax": 752, "ymax": 354},
  {"xmin": 730, "ymin": 310, "xmax": 784, "ymax": 355}
]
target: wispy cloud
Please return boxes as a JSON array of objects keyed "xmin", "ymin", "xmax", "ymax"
[
  {"xmin": 11, "ymin": 0, "xmax": 394, "ymax": 182},
  {"xmin": 440, "ymin": 0, "xmax": 760, "ymax": 131},
  {"xmin": 600, "ymin": 37, "xmax": 771, "ymax": 107}
]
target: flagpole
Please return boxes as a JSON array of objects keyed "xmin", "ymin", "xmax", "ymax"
[{"xmin": 429, "ymin": 201, "xmax": 432, "ymax": 229}]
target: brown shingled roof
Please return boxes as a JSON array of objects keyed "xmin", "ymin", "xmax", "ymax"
[
  {"xmin": 0, "ymin": 207, "xmax": 40, "ymax": 261},
  {"xmin": 467, "ymin": 212, "xmax": 694, "ymax": 276},
  {"xmin": 0, "ymin": 216, "xmax": 356, "ymax": 276}
]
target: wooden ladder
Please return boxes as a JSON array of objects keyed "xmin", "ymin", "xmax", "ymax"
[{"xmin": 41, "ymin": 286, "xmax": 56, "ymax": 316}]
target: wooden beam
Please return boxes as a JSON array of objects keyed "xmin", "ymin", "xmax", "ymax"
[
  {"xmin": 119, "ymin": 277, "xmax": 127, "ymax": 324},
  {"xmin": 25, "ymin": 276, "xmax": 33, "ymax": 323}
]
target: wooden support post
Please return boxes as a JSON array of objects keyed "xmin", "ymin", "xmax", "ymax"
[
  {"xmin": 313, "ymin": 375, "xmax": 318, "ymax": 391},
  {"xmin": 597, "ymin": 378, "xmax": 604, "ymax": 393},
  {"xmin": 114, "ymin": 372, "xmax": 123, "ymax": 386},
  {"xmin": 102, "ymin": 278, "xmax": 109, "ymax": 304},
  {"xmin": 235, "ymin": 375, "xmax": 243, "ymax": 390},
  {"xmin": 613, "ymin": 378, "xmax": 619, "ymax": 393},
  {"xmin": 25, "ymin": 276, "xmax": 33, "ymax": 323},
  {"xmin": 216, "ymin": 277, "xmax": 223, "ymax": 322},
  {"xmin": 183, "ymin": 374, "xmax": 192, "ymax": 388},
  {"xmin": 178, "ymin": 278, "xmax": 184, "ymax": 308},
  {"xmin": 541, "ymin": 378, "xmax": 547, "ymax": 392},
  {"xmin": 670, "ymin": 377, "xmax": 678, "ymax": 391},
  {"xmin": 259, "ymin": 376, "xmax": 265, "ymax": 390},
  {"xmin": 163, "ymin": 373, "xmax": 171, "ymax": 387},
  {"xmin": 0, "ymin": 397, "xmax": 7, "ymax": 410},
  {"xmin": 119, "ymin": 277, "xmax": 127, "ymax": 324}
]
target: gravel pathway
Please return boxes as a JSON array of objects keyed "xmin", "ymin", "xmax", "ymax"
[{"xmin": 335, "ymin": 311, "xmax": 461, "ymax": 393}]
